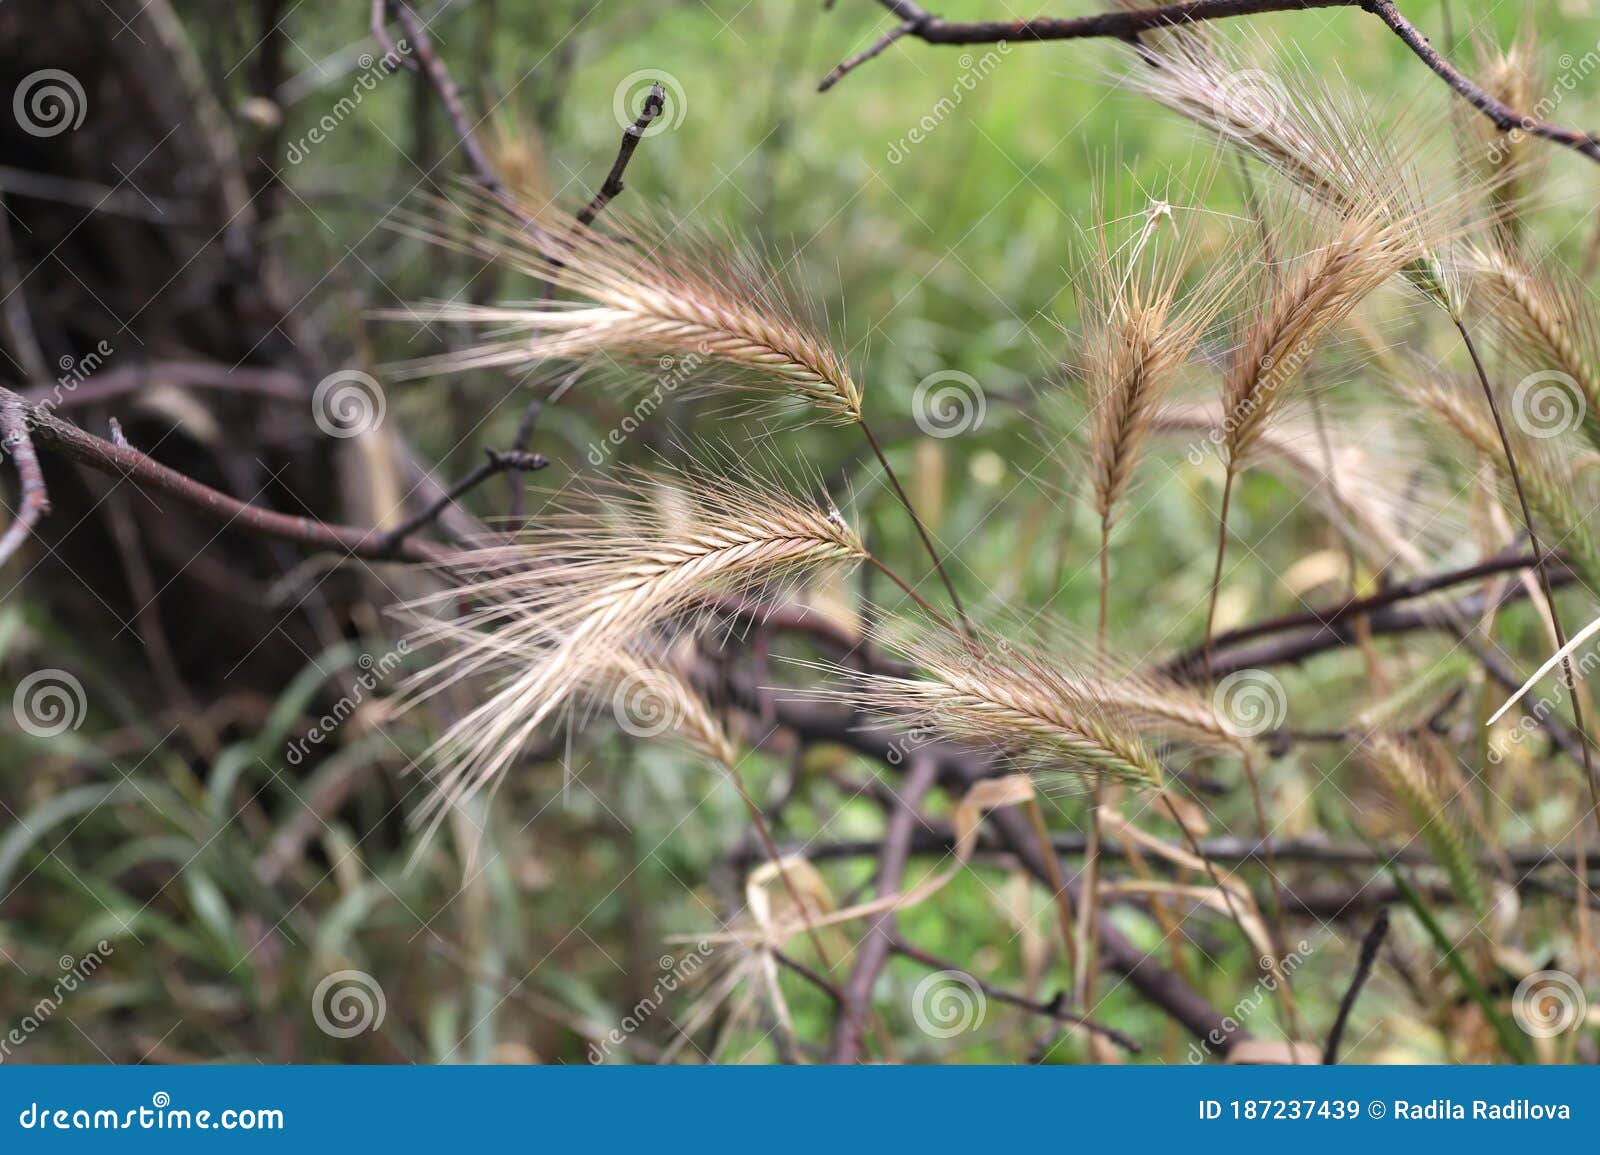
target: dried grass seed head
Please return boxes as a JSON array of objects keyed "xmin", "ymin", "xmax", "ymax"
[
  {"xmin": 386, "ymin": 192, "xmax": 864, "ymax": 423},
  {"xmin": 1078, "ymin": 188, "xmax": 1236, "ymax": 528},
  {"xmin": 400, "ymin": 467, "xmax": 864, "ymax": 824}
]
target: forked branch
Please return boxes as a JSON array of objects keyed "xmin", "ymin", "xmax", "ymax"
[{"xmin": 822, "ymin": 0, "xmax": 1600, "ymax": 169}]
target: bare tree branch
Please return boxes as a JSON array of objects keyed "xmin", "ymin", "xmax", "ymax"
[
  {"xmin": 822, "ymin": 0, "xmax": 1600, "ymax": 169},
  {"xmin": 0, "ymin": 385, "xmax": 445, "ymax": 564}
]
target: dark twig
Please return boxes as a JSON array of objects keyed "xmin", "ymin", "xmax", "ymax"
[
  {"xmin": 1323, "ymin": 907, "xmax": 1390, "ymax": 1063},
  {"xmin": 1176, "ymin": 548, "xmax": 1548, "ymax": 664},
  {"xmin": 830, "ymin": 753, "xmax": 937, "ymax": 1063},
  {"xmin": 733, "ymin": 828, "xmax": 1600, "ymax": 875},
  {"xmin": 383, "ymin": 446, "xmax": 547, "ymax": 550},
  {"xmin": 0, "ymin": 385, "xmax": 444, "ymax": 564},
  {"xmin": 818, "ymin": 20, "xmax": 918, "ymax": 91},
  {"xmin": 823, "ymin": 0, "xmax": 1600, "ymax": 170},
  {"xmin": 507, "ymin": 399, "xmax": 545, "ymax": 519},
  {"xmin": 771, "ymin": 948, "xmax": 845, "ymax": 1006},
  {"xmin": 889, "ymin": 936, "xmax": 1142, "ymax": 1053},
  {"xmin": 383, "ymin": 2, "xmax": 504, "ymax": 196},
  {"xmin": 577, "ymin": 82, "xmax": 664, "ymax": 227},
  {"xmin": 23, "ymin": 361, "xmax": 305, "ymax": 411},
  {"xmin": 1166, "ymin": 565, "xmax": 1576, "ymax": 683},
  {"xmin": 1365, "ymin": 0, "xmax": 1600, "ymax": 165},
  {"xmin": 838, "ymin": 0, "xmax": 1352, "ymax": 49},
  {"xmin": 370, "ymin": 0, "xmax": 418, "ymax": 71}
]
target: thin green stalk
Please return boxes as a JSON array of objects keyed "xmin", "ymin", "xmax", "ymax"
[
  {"xmin": 858, "ymin": 418, "xmax": 974, "ymax": 640},
  {"xmin": 1454, "ymin": 317, "xmax": 1600, "ymax": 834},
  {"xmin": 1202, "ymin": 468, "xmax": 1236, "ymax": 681}
]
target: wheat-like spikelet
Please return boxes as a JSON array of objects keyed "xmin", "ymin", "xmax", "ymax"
[
  {"xmin": 1461, "ymin": 242, "xmax": 1600, "ymax": 447},
  {"xmin": 385, "ymin": 193, "xmax": 863, "ymax": 422},
  {"xmin": 483, "ymin": 111, "xmax": 553, "ymax": 212},
  {"xmin": 1080, "ymin": 197, "xmax": 1231, "ymax": 529},
  {"xmin": 819, "ymin": 625, "xmax": 1169, "ymax": 788},
  {"xmin": 400, "ymin": 468, "xmax": 864, "ymax": 823},
  {"xmin": 1091, "ymin": 668, "xmax": 1246, "ymax": 756},
  {"xmin": 1404, "ymin": 374, "xmax": 1600, "ymax": 587},
  {"xmin": 1223, "ymin": 209, "xmax": 1422, "ymax": 465},
  {"xmin": 579, "ymin": 643, "xmax": 739, "ymax": 769},
  {"xmin": 1123, "ymin": 32, "xmax": 1428, "ymax": 227},
  {"xmin": 1453, "ymin": 27, "xmax": 1543, "ymax": 242},
  {"xmin": 1362, "ymin": 733, "xmax": 1488, "ymax": 921},
  {"xmin": 971, "ymin": 614, "xmax": 1248, "ymax": 754}
]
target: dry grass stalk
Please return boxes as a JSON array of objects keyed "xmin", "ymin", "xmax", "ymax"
[
  {"xmin": 1123, "ymin": 31, "xmax": 1431, "ymax": 230},
  {"xmin": 1081, "ymin": 197, "xmax": 1231, "ymax": 532},
  {"xmin": 401, "ymin": 468, "xmax": 865, "ymax": 824},
  {"xmin": 579, "ymin": 643, "xmax": 739, "ymax": 769},
  {"xmin": 1453, "ymin": 26, "xmax": 1544, "ymax": 243},
  {"xmin": 1461, "ymin": 242, "xmax": 1600, "ymax": 447},
  {"xmin": 1223, "ymin": 209, "xmax": 1427, "ymax": 468},
  {"xmin": 389, "ymin": 193, "xmax": 863, "ymax": 422},
  {"xmin": 1405, "ymin": 374, "xmax": 1600, "ymax": 587},
  {"xmin": 824, "ymin": 625, "xmax": 1182, "ymax": 789}
]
